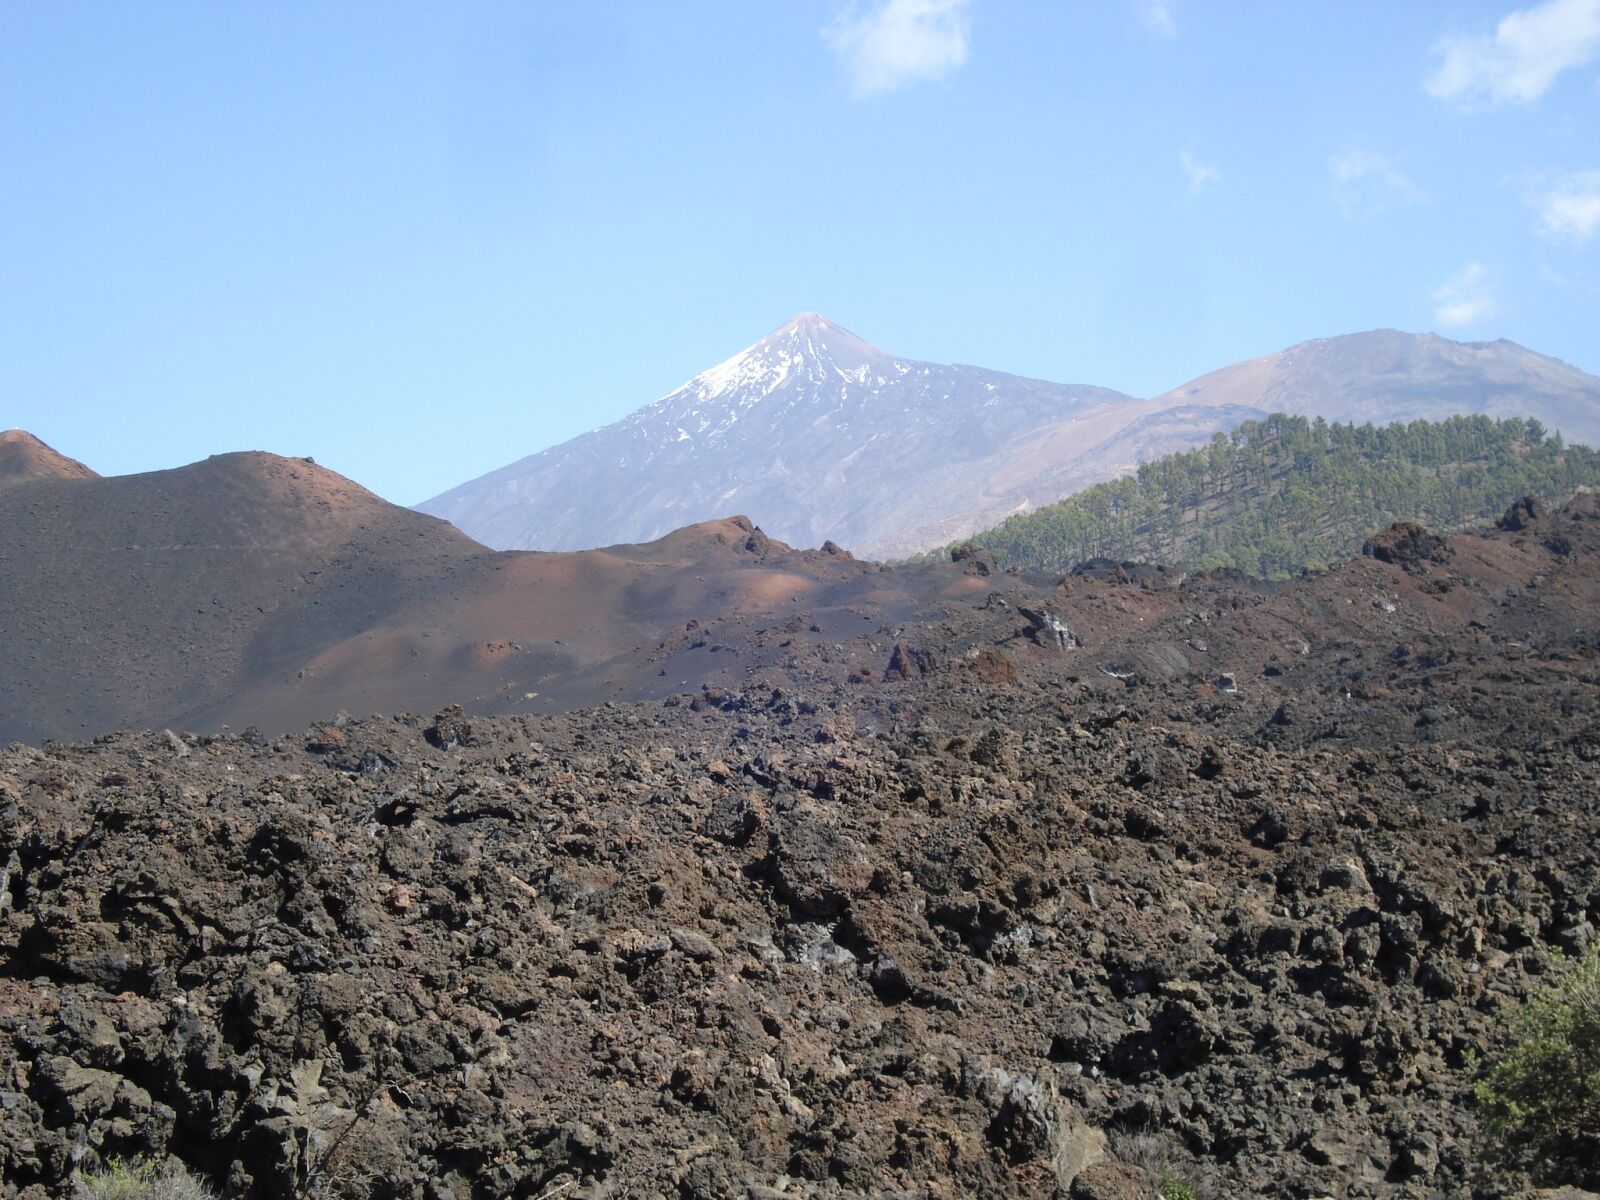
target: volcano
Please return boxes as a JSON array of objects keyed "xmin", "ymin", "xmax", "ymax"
[{"xmin": 420, "ymin": 314, "xmax": 1136, "ymax": 559}]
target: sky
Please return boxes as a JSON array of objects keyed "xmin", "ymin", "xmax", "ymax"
[{"xmin": 3, "ymin": 0, "xmax": 1598, "ymax": 505}]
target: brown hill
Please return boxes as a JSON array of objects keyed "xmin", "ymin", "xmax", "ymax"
[
  {"xmin": 0, "ymin": 449, "xmax": 486, "ymax": 742},
  {"xmin": 0, "ymin": 429, "xmax": 98, "ymax": 485},
  {"xmin": 0, "ymin": 450, "xmax": 888, "ymax": 744}
]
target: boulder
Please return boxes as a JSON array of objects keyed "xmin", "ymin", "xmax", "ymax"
[
  {"xmin": 424, "ymin": 704, "xmax": 472, "ymax": 749},
  {"xmin": 885, "ymin": 642, "xmax": 936, "ymax": 681},
  {"xmin": 1069, "ymin": 1163, "xmax": 1150, "ymax": 1200},
  {"xmin": 964, "ymin": 1064, "xmax": 1107, "ymax": 1189},
  {"xmin": 1019, "ymin": 607, "xmax": 1080, "ymax": 651},
  {"xmin": 951, "ymin": 543, "xmax": 998, "ymax": 576},
  {"xmin": 1362, "ymin": 522, "xmax": 1452, "ymax": 568},
  {"xmin": 1498, "ymin": 494, "xmax": 1547, "ymax": 531},
  {"xmin": 763, "ymin": 805, "xmax": 874, "ymax": 918}
]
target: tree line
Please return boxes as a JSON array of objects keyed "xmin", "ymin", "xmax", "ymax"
[{"xmin": 938, "ymin": 413, "xmax": 1600, "ymax": 580}]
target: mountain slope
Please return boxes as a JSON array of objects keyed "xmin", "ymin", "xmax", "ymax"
[
  {"xmin": 0, "ymin": 449, "xmax": 487, "ymax": 741},
  {"xmin": 0, "ymin": 429, "xmax": 98, "ymax": 485},
  {"xmin": 957, "ymin": 412, "xmax": 1600, "ymax": 579},
  {"xmin": 1156, "ymin": 329, "xmax": 1600, "ymax": 447},
  {"xmin": 0, "ymin": 439, "xmax": 921, "ymax": 743},
  {"xmin": 420, "ymin": 314, "xmax": 1137, "ymax": 559}
]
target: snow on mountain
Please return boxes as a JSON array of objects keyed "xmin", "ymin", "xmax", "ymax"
[{"xmin": 420, "ymin": 314, "xmax": 1137, "ymax": 558}]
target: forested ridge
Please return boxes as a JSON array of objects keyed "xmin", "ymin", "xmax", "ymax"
[{"xmin": 947, "ymin": 413, "xmax": 1600, "ymax": 579}]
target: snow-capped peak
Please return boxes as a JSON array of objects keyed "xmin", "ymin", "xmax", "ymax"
[
  {"xmin": 667, "ymin": 313, "xmax": 897, "ymax": 407},
  {"xmin": 776, "ymin": 311, "xmax": 831, "ymax": 334},
  {"xmin": 420, "ymin": 311, "xmax": 1137, "ymax": 558}
]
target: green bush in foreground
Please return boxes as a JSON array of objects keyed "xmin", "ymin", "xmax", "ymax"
[
  {"xmin": 74, "ymin": 1158, "xmax": 216, "ymax": 1200},
  {"xmin": 1475, "ymin": 941, "xmax": 1600, "ymax": 1183}
]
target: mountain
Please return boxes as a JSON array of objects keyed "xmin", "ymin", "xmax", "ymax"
[
  {"xmin": 1154, "ymin": 329, "xmax": 1600, "ymax": 447},
  {"xmin": 425, "ymin": 324, "xmax": 1600, "ymax": 560},
  {"xmin": 0, "ymin": 448, "xmax": 483, "ymax": 742},
  {"xmin": 420, "ymin": 313, "xmax": 1139, "ymax": 560},
  {"xmin": 958, "ymin": 411, "xmax": 1600, "ymax": 579},
  {"xmin": 0, "ymin": 429, "xmax": 98, "ymax": 485},
  {"xmin": 0, "ymin": 439, "xmax": 900, "ymax": 743}
]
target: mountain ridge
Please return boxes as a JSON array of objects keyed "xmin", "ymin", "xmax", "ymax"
[
  {"xmin": 1153, "ymin": 328, "xmax": 1600, "ymax": 445},
  {"xmin": 0, "ymin": 443, "xmax": 904, "ymax": 744},
  {"xmin": 422, "ymin": 318, "xmax": 1600, "ymax": 559}
]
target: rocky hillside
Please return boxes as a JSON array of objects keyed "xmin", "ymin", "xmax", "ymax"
[
  {"xmin": 0, "ymin": 430, "xmax": 97, "ymax": 486},
  {"xmin": 422, "ymin": 322, "xmax": 1600, "ymax": 560},
  {"xmin": 2, "ymin": 496, "xmax": 1599, "ymax": 1198}
]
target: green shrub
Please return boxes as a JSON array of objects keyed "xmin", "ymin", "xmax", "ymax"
[
  {"xmin": 1474, "ymin": 941, "xmax": 1600, "ymax": 1183},
  {"xmin": 74, "ymin": 1158, "xmax": 216, "ymax": 1200}
]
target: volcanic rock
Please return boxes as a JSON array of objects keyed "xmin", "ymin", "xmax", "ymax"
[
  {"xmin": 952, "ymin": 542, "xmax": 998, "ymax": 576},
  {"xmin": 1, "ymin": 497, "xmax": 1599, "ymax": 1197},
  {"xmin": 1363, "ymin": 522, "xmax": 1453, "ymax": 568},
  {"xmin": 1499, "ymin": 494, "xmax": 1547, "ymax": 531}
]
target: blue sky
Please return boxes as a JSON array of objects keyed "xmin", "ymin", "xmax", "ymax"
[{"xmin": 4, "ymin": 1, "xmax": 1598, "ymax": 504}]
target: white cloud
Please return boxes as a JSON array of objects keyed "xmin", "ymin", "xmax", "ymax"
[
  {"xmin": 825, "ymin": 0, "xmax": 972, "ymax": 97},
  {"xmin": 1329, "ymin": 146, "xmax": 1424, "ymax": 215},
  {"xmin": 1178, "ymin": 151, "xmax": 1218, "ymax": 193},
  {"xmin": 1527, "ymin": 169, "xmax": 1600, "ymax": 241},
  {"xmin": 1426, "ymin": 0, "xmax": 1600, "ymax": 108},
  {"xmin": 1136, "ymin": 1, "xmax": 1177, "ymax": 39},
  {"xmin": 1431, "ymin": 263, "xmax": 1502, "ymax": 329}
]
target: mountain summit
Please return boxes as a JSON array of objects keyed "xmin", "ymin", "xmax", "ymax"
[
  {"xmin": 612, "ymin": 313, "xmax": 900, "ymax": 454},
  {"xmin": 0, "ymin": 429, "xmax": 98, "ymax": 485},
  {"xmin": 421, "ymin": 315, "xmax": 1135, "ymax": 557},
  {"xmin": 686, "ymin": 312, "xmax": 891, "ymax": 402}
]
